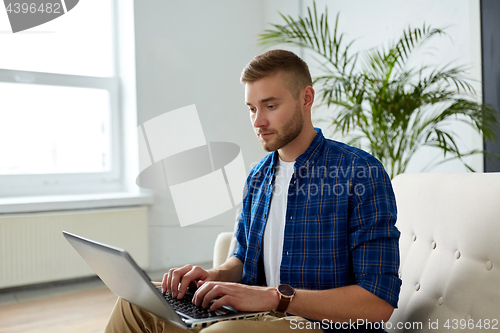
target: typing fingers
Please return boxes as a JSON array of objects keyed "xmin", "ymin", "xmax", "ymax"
[
  {"xmin": 162, "ymin": 268, "xmax": 175, "ymax": 294},
  {"xmin": 177, "ymin": 266, "xmax": 211, "ymax": 299},
  {"xmin": 193, "ymin": 282, "xmax": 232, "ymax": 308},
  {"xmin": 169, "ymin": 264, "xmax": 193, "ymax": 298}
]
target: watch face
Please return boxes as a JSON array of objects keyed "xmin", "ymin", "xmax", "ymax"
[{"xmin": 278, "ymin": 284, "xmax": 295, "ymax": 297}]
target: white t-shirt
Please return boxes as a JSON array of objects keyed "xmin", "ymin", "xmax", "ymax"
[{"xmin": 263, "ymin": 157, "xmax": 295, "ymax": 287}]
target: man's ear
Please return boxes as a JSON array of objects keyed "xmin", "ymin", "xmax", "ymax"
[{"xmin": 303, "ymin": 86, "xmax": 315, "ymax": 109}]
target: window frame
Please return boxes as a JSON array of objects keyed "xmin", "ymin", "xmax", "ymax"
[
  {"xmin": 481, "ymin": 0, "xmax": 500, "ymax": 172},
  {"xmin": 0, "ymin": 0, "xmax": 132, "ymax": 199}
]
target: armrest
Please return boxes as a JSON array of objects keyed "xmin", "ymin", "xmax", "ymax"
[{"xmin": 213, "ymin": 232, "xmax": 234, "ymax": 268}]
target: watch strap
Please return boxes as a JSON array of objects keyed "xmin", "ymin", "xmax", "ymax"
[
  {"xmin": 276, "ymin": 284, "xmax": 295, "ymax": 312},
  {"xmin": 276, "ymin": 296, "xmax": 291, "ymax": 312}
]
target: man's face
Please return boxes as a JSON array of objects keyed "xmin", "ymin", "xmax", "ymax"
[{"xmin": 245, "ymin": 72, "xmax": 304, "ymax": 152}]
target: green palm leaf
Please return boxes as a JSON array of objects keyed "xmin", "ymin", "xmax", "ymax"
[{"xmin": 259, "ymin": 1, "xmax": 498, "ymax": 178}]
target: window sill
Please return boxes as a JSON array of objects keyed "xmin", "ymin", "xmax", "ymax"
[{"xmin": 0, "ymin": 191, "xmax": 154, "ymax": 214}]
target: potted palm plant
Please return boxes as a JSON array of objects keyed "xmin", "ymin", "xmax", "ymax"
[{"xmin": 259, "ymin": 2, "xmax": 498, "ymax": 178}]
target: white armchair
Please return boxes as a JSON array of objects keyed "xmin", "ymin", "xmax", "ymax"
[
  {"xmin": 388, "ymin": 172, "xmax": 500, "ymax": 332},
  {"xmin": 212, "ymin": 173, "xmax": 500, "ymax": 332},
  {"xmin": 213, "ymin": 231, "xmax": 235, "ymax": 268}
]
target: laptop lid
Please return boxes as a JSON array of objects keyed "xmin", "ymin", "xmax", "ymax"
[
  {"xmin": 62, "ymin": 231, "xmax": 188, "ymax": 330},
  {"xmin": 63, "ymin": 231, "xmax": 267, "ymax": 330}
]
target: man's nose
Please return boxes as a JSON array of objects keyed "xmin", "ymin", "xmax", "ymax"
[{"xmin": 252, "ymin": 109, "xmax": 268, "ymax": 128}]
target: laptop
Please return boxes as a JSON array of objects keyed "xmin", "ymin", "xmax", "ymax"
[{"xmin": 63, "ymin": 231, "xmax": 268, "ymax": 330}]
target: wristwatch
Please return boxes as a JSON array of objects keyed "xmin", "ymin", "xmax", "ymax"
[{"xmin": 276, "ymin": 284, "xmax": 296, "ymax": 312}]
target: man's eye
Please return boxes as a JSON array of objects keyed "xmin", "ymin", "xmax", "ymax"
[
  {"xmin": 249, "ymin": 107, "xmax": 256, "ymax": 113},
  {"xmin": 268, "ymin": 105, "xmax": 276, "ymax": 110}
]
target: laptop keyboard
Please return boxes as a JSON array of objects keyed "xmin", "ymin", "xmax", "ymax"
[{"xmin": 156, "ymin": 286, "xmax": 228, "ymax": 319}]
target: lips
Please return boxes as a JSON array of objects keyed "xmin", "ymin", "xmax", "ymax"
[{"xmin": 258, "ymin": 132, "xmax": 274, "ymax": 139}]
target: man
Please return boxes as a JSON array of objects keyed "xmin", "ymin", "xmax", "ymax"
[{"xmin": 105, "ymin": 49, "xmax": 401, "ymax": 332}]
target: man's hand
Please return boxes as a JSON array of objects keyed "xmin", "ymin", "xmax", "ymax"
[
  {"xmin": 162, "ymin": 264, "xmax": 213, "ymax": 299},
  {"xmin": 192, "ymin": 281, "xmax": 279, "ymax": 312}
]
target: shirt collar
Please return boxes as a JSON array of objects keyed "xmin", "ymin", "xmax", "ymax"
[{"xmin": 270, "ymin": 127, "xmax": 325, "ymax": 170}]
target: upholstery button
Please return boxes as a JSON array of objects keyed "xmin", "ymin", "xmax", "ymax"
[
  {"xmin": 415, "ymin": 283, "xmax": 420, "ymax": 291},
  {"xmin": 438, "ymin": 297, "xmax": 444, "ymax": 305},
  {"xmin": 455, "ymin": 251, "xmax": 461, "ymax": 259},
  {"xmin": 412, "ymin": 234, "xmax": 417, "ymax": 241},
  {"xmin": 431, "ymin": 241, "xmax": 436, "ymax": 249},
  {"xmin": 486, "ymin": 261, "xmax": 493, "ymax": 271}
]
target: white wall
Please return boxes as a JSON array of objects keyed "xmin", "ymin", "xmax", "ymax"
[
  {"xmin": 133, "ymin": 0, "xmax": 483, "ymax": 272},
  {"xmin": 133, "ymin": 0, "xmax": 269, "ymax": 271}
]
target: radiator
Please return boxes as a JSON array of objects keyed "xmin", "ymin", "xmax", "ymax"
[{"xmin": 0, "ymin": 206, "xmax": 149, "ymax": 289}]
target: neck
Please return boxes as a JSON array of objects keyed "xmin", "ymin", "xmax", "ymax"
[{"xmin": 278, "ymin": 124, "xmax": 317, "ymax": 162}]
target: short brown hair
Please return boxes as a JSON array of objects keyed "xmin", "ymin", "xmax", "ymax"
[{"xmin": 240, "ymin": 49, "xmax": 313, "ymax": 98}]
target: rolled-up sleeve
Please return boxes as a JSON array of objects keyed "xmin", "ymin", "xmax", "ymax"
[
  {"xmin": 233, "ymin": 215, "xmax": 246, "ymax": 263},
  {"xmin": 348, "ymin": 157, "xmax": 402, "ymax": 308},
  {"xmin": 232, "ymin": 175, "xmax": 251, "ymax": 263}
]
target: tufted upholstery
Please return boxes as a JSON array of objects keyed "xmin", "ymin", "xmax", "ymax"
[
  {"xmin": 212, "ymin": 173, "xmax": 500, "ymax": 331},
  {"xmin": 387, "ymin": 172, "xmax": 500, "ymax": 332}
]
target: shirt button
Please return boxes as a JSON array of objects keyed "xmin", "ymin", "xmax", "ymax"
[
  {"xmin": 263, "ymin": 213, "xmax": 267, "ymax": 219},
  {"xmin": 256, "ymin": 246, "xmax": 260, "ymax": 251},
  {"xmin": 289, "ymin": 216, "xmax": 293, "ymax": 220},
  {"xmin": 251, "ymin": 278, "xmax": 255, "ymax": 284}
]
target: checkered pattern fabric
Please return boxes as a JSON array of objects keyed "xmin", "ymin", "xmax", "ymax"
[{"xmin": 234, "ymin": 128, "xmax": 401, "ymax": 310}]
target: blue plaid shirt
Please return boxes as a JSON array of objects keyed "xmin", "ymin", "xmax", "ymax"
[{"xmin": 234, "ymin": 128, "xmax": 401, "ymax": 331}]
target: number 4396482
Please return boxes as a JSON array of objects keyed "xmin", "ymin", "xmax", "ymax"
[
  {"xmin": 5, "ymin": 3, "xmax": 62, "ymax": 14},
  {"xmin": 444, "ymin": 319, "xmax": 498, "ymax": 330}
]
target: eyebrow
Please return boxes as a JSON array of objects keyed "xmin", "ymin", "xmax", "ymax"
[{"xmin": 245, "ymin": 96, "xmax": 279, "ymax": 106}]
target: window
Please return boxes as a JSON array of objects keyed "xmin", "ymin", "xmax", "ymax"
[{"xmin": 0, "ymin": 0, "xmax": 127, "ymax": 198}]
